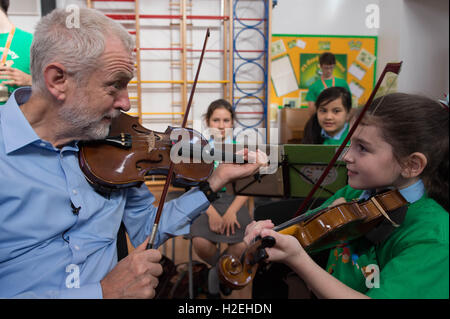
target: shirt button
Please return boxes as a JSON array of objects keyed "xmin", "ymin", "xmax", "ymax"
[
  {"xmin": 40, "ymin": 142, "xmax": 46, "ymax": 147},
  {"xmin": 74, "ymin": 245, "xmax": 80, "ymax": 251},
  {"xmin": 72, "ymin": 189, "xmax": 78, "ymax": 195}
]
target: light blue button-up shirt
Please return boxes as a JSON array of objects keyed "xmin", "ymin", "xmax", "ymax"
[
  {"xmin": 359, "ymin": 179, "xmax": 425, "ymax": 204},
  {"xmin": 0, "ymin": 87, "xmax": 210, "ymax": 298}
]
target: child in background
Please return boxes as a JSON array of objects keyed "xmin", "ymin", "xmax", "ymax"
[
  {"xmin": 304, "ymin": 52, "xmax": 351, "ymax": 114},
  {"xmin": 246, "ymin": 93, "xmax": 449, "ymax": 298},
  {"xmin": 190, "ymin": 99, "xmax": 253, "ymax": 298},
  {"xmin": 0, "ymin": 1, "xmax": 33, "ymax": 104},
  {"xmin": 302, "ymin": 86, "xmax": 352, "ymax": 145}
]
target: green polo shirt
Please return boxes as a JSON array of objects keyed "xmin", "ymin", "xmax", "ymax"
[
  {"xmin": 305, "ymin": 77, "xmax": 351, "ymax": 103},
  {"xmin": 322, "ymin": 123, "xmax": 350, "ymax": 146},
  {"xmin": 0, "ymin": 27, "xmax": 33, "ymax": 104},
  {"xmin": 319, "ymin": 185, "xmax": 449, "ymax": 299}
]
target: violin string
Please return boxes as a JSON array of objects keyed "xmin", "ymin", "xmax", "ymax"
[{"xmin": 111, "ymin": 139, "xmax": 251, "ymax": 163}]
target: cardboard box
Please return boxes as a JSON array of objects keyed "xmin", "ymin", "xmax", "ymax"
[{"xmin": 278, "ymin": 108, "xmax": 312, "ymax": 144}]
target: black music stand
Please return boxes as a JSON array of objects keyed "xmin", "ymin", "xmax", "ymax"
[
  {"xmin": 228, "ymin": 144, "xmax": 348, "ymax": 202},
  {"xmin": 225, "ymin": 146, "xmax": 289, "ymax": 198}
]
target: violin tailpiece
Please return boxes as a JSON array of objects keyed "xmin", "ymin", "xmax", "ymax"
[
  {"xmin": 146, "ymin": 131, "xmax": 156, "ymax": 153},
  {"xmin": 370, "ymin": 197, "xmax": 400, "ymax": 227}
]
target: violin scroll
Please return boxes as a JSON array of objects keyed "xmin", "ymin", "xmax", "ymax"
[{"xmin": 217, "ymin": 236, "xmax": 275, "ymax": 290}]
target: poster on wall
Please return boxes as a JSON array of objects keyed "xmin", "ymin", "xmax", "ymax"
[
  {"xmin": 299, "ymin": 53, "xmax": 347, "ymax": 89},
  {"xmin": 270, "ymin": 34, "xmax": 377, "ymax": 108}
]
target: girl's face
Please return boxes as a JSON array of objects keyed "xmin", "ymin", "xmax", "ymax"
[
  {"xmin": 343, "ymin": 123, "xmax": 409, "ymax": 190},
  {"xmin": 207, "ymin": 107, "xmax": 233, "ymax": 139},
  {"xmin": 317, "ymin": 97, "xmax": 349, "ymax": 137}
]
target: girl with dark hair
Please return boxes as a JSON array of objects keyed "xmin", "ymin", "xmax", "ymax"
[
  {"xmin": 246, "ymin": 93, "xmax": 449, "ymax": 298},
  {"xmin": 0, "ymin": 0, "xmax": 8, "ymax": 14},
  {"xmin": 190, "ymin": 99, "xmax": 253, "ymax": 298},
  {"xmin": 302, "ymin": 86, "xmax": 352, "ymax": 145}
]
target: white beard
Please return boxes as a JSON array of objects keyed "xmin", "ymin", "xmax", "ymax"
[{"xmin": 58, "ymin": 91, "xmax": 120, "ymax": 141}]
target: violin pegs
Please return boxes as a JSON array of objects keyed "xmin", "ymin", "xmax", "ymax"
[
  {"xmin": 255, "ymin": 248, "xmax": 268, "ymax": 263},
  {"xmin": 260, "ymin": 236, "xmax": 276, "ymax": 248}
]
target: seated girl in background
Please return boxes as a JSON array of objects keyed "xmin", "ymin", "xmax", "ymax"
[
  {"xmin": 190, "ymin": 99, "xmax": 253, "ymax": 298},
  {"xmin": 246, "ymin": 93, "xmax": 449, "ymax": 298},
  {"xmin": 302, "ymin": 86, "xmax": 352, "ymax": 145}
]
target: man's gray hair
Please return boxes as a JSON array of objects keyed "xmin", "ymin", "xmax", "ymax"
[{"xmin": 30, "ymin": 7, "xmax": 135, "ymax": 93}]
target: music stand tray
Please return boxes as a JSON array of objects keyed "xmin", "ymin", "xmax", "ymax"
[
  {"xmin": 283, "ymin": 144, "xmax": 348, "ymax": 199},
  {"xmin": 227, "ymin": 144, "xmax": 348, "ymax": 199}
]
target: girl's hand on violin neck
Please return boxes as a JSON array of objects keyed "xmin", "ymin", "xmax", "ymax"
[
  {"xmin": 100, "ymin": 237, "xmax": 163, "ymax": 299},
  {"xmin": 259, "ymin": 229, "xmax": 305, "ymax": 268},
  {"xmin": 243, "ymin": 221, "xmax": 305, "ymax": 268},
  {"xmin": 208, "ymin": 149, "xmax": 269, "ymax": 192},
  {"xmin": 243, "ymin": 220, "xmax": 274, "ymax": 246}
]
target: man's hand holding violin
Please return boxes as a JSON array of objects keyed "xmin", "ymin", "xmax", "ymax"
[{"xmin": 208, "ymin": 148, "xmax": 269, "ymax": 192}]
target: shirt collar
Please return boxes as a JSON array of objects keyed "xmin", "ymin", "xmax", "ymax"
[
  {"xmin": 1, "ymin": 87, "xmax": 42, "ymax": 154},
  {"xmin": 359, "ymin": 179, "xmax": 425, "ymax": 204},
  {"xmin": 209, "ymin": 136, "xmax": 233, "ymax": 148},
  {"xmin": 321, "ymin": 122, "xmax": 348, "ymax": 140}
]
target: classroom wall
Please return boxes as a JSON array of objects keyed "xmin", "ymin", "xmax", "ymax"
[
  {"xmin": 271, "ymin": 0, "xmax": 449, "ymax": 100},
  {"xmin": 272, "ymin": 0, "xmax": 379, "ymax": 36},
  {"xmin": 7, "ymin": 0, "xmax": 450, "ymax": 126},
  {"xmin": 7, "ymin": 0, "xmax": 41, "ymax": 33},
  {"xmin": 395, "ymin": 0, "xmax": 449, "ymax": 98}
]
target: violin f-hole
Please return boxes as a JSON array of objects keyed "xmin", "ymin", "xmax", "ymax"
[{"xmin": 135, "ymin": 154, "xmax": 164, "ymax": 171}]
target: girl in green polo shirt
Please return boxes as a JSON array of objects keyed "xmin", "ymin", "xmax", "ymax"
[
  {"xmin": 245, "ymin": 93, "xmax": 449, "ymax": 299},
  {"xmin": 302, "ymin": 86, "xmax": 352, "ymax": 145}
]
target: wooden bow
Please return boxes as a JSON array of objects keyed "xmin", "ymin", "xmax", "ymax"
[{"xmin": 147, "ymin": 29, "xmax": 210, "ymax": 249}]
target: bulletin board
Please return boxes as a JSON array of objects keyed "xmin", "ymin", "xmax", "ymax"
[{"xmin": 270, "ymin": 34, "xmax": 377, "ymax": 108}]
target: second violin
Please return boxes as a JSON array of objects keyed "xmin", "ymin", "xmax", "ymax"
[{"xmin": 217, "ymin": 189, "xmax": 408, "ymax": 290}]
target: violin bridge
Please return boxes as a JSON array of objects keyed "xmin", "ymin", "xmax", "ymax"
[{"xmin": 146, "ymin": 131, "xmax": 156, "ymax": 153}]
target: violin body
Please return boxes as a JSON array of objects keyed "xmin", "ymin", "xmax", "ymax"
[
  {"xmin": 279, "ymin": 189, "xmax": 407, "ymax": 253},
  {"xmin": 218, "ymin": 189, "xmax": 408, "ymax": 289},
  {"xmin": 79, "ymin": 112, "xmax": 214, "ymax": 192},
  {"xmin": 280, "ymin": 201, "xmax": 365, "ymax": 253}
]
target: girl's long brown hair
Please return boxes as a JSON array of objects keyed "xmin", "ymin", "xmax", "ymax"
[
  {"xmin": 302, "ymin": 86, "xmax": 352, "ymax": 144},
  {"xmin": 204, "ymin": 99, "xmax": 235, "ymax": 124},
  {"xmin": 362, "ymin": 93, "xmax": 449, "ymax": 211}
]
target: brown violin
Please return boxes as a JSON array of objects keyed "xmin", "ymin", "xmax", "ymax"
[
  {"xmin": 79, "ymin": 28, "xmax": 215, "ymax": 250},
  {"xmin": 79, "ymin": 112, "xmax": 214, "ymax": 193},
  {"xmin": 217, "ymin": 189, "xmax": 408, "ymax": 290}
]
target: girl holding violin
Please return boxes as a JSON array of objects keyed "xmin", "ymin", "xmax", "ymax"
[
  {"xmin": 301, "ymin": 86, "xmax": 352, "ymax": 145},
  {"xmin": 245, "ymin": 93, "xmax": 449, "ymax": 298},
  {"xmin": 190, "ymin": 99, "xmax": 253, "ymax": 298}
]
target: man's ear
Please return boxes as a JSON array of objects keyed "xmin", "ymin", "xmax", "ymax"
[
  {"xmin": 43, "ymin": 63, "xmax": 69, "ymax": 101},
  {"xmin": 401, "ymin": 152, "xmax": 427, "ymax": 178}
]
